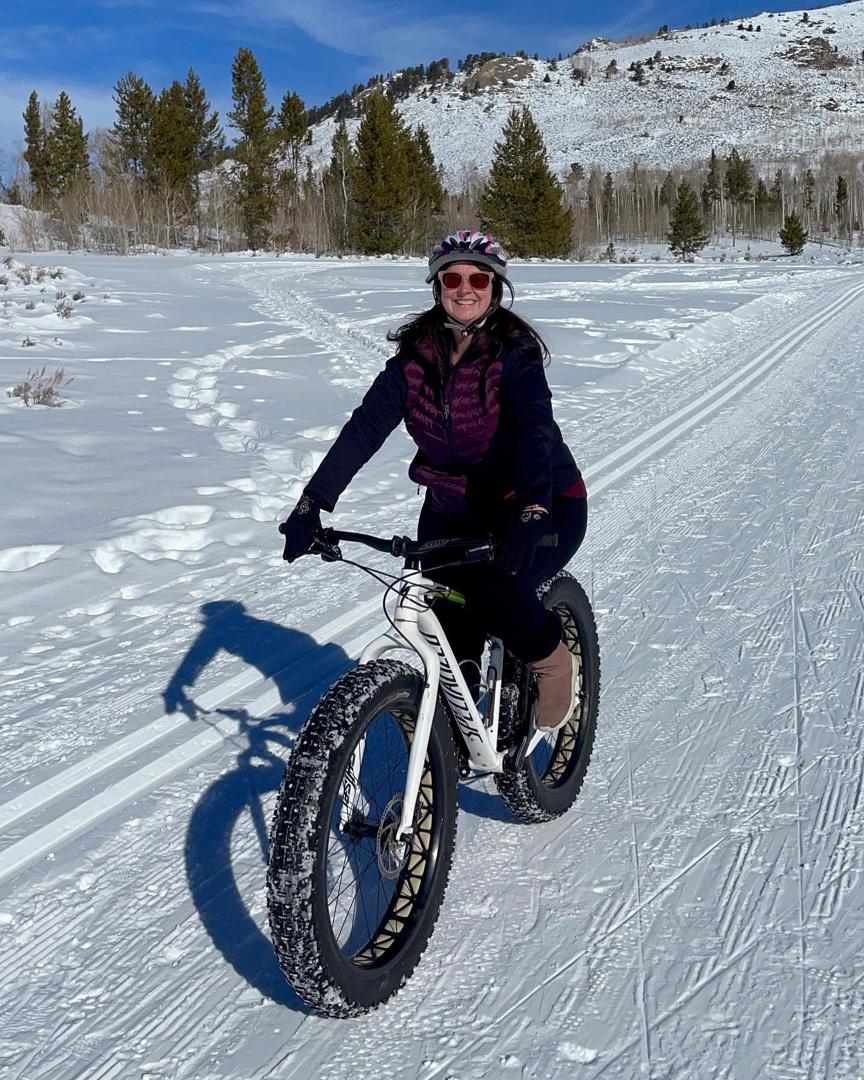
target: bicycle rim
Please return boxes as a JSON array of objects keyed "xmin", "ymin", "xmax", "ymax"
[
  {"xmin": 528, "ymin": 600, "xmax": 587, "ymax": 787},
  {"xmin": 320, "ymin": 703, "xmax": 440, "ymax": 966}
]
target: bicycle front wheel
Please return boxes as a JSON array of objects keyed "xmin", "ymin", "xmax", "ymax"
[{"xmin": 267, "ymin": 659, "xmax": 458, "ymax": 1017}]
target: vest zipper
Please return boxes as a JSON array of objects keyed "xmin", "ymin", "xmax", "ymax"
[
  {"xmin": 441, "ymin": 344, "xmax": 483, "ymax": 458},
  {"xmin": 443, "ymin": 384, "xmax": 455, "ymax": 457}
]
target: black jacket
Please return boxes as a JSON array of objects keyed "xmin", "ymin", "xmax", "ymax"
[{"xmin": 304, "ymin": 331, "xmax": 581, "ymax": 516}]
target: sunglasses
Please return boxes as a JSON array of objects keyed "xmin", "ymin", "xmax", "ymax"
[{"xmin": 439, "ymin": 270, "xmax": 493, "ymax": 291}]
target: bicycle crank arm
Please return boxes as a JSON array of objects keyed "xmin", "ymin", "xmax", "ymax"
[{"xmin": 508, "ymin": 727, "xmax": 545, "ymax": 773}]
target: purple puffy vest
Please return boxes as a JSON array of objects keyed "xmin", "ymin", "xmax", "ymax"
[{"xmin": 402, "ymin": 330, "xmax": 503, "ymax": 513}]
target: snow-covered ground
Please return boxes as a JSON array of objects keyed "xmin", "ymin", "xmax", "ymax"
[{"xmin": 1, "ymin": 248, "xmax": 862, "ymax": 1078}]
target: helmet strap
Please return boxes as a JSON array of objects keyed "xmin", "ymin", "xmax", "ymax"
[{"xmin": 442, "ymin": 313, "xmax": 492, "ymax": 337}]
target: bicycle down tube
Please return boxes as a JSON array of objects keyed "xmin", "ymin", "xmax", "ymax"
[{"xmin": 359, "ymin": 570, "xmax": 505, "ymax": 844}]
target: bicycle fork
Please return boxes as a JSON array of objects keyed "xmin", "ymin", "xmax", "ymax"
[{"xmin": 357, "ymin": 581, "xmax": 505, "ymax": 852}]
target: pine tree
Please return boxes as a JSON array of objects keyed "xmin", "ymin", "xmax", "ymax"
[
  {"xmin": 834, "ymin": 175, "xmax": 849, "ymax": 220},
  {"xmin": 146, "ymin": 81, "xmax": 197, "ymax": 199},
  {"xmin": 43, "ymin": 92, "xmax": 90, "ymax": 201},
  {"xmin": 403, "ymin": 124, "xmax": 443, "ymax": 249},
  {"xmin": 754, "ymin": 177, "xmax": 770, "ymax": 228},
  {"xmin": 276, "ymin": 91, "xmax": 309, "ymax": 226},
  {"xmin": 601, "ymin": 172, "xmax": 615, "ymax": 238},
  {"xmin": 667, "ymin": 179, "xmax": 709, "ymax": 259},
  {"xmin": 183, "ymin": 69, "xmax": 223, "ymax": 175},
  {"xmin": 779, "ymin": 211, "xmax": 807, "ymax": 255},
  {"xmin": 659, "ymin": 172, "xmax": 676, "ymax": 210},
  {"xmin": 322, "ymin": 120, "xmax": 355, "ymax": 252},
  {"xmin": 723, "ymin": 147, "xmax": 753, "ymax": 246},
  {"xmin": 110, "ymin": 73, "xmax": 156, "ymax": 178},
  {"xmin": 183, "ymin": 69, "xmax": 224, "ymax": 238},
  {"xmin": 23, "ymin": 91, "xmax": 50, "ymax": 202},
  {"xmin": 227, "ymin": 47, "xmax": 276, "ymax": 250},
  {"xmin": 703, "ymin": 148, "xmax": 723, "ymax": 224},
  {"xmin": 769, "ymin": 169, "xmax": 783, "ymax": 215},
  {"xmin": 479, "ymin": 106, "xmax": 571, "ymax": 258},
  {"xmin": 350, "ymin": 91, "xmax": 413, "ymax": 254}
]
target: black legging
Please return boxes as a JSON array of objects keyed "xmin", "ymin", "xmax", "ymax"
[{"xmin": 417, "ymin": 494, "xmax": 588, "ymax": 665}]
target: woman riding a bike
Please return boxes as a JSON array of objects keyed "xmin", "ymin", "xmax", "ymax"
[{"xmin": 280, "ymin": 230, "xmax": 587, "ymax": 732}]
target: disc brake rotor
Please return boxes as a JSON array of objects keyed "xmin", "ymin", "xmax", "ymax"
[{"xmin": 377, "ymin": 795, "xmax": 408, "ymax": 879}]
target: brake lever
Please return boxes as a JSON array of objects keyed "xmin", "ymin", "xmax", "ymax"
[{"xmin": 309, "ymin": 529, "xmax": 342, "ymax": 562}]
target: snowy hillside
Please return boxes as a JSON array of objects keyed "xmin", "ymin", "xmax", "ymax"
[
  {"xmin": 308, "ymin": 0, "xmax": 864, "ymax": 180},
  {"xmin": 1, "ymin": 248, "xmax": 863, "ymax": 1077}
]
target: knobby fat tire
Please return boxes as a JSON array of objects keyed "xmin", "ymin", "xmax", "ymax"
[
  {"xmin": 267, "ymin": 659, "xmax": 458, "ymax": 1017},
  {"xmin": 494, "ymin": 571, "xmax": 601, "ymax": 823}
]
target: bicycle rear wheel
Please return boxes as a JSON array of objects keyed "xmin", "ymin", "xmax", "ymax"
[
  {"xmin": 495, "ymin": 571, "xmax": 600, "ymax": 823},
  {"xmin": 267, "ymin": 659, "xmax": 458, "ymax": 1017}
]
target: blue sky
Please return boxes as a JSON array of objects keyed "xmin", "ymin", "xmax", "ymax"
[{"xmin": 1, "ymin": 0, "xmax": 810, "ymax": 176}]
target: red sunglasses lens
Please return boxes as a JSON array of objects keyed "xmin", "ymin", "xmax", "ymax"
[{"xmin": 440, "ymin": 271, "xmax": 492, "ymax": 290}]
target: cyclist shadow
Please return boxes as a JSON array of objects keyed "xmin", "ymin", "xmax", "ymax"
[
  {"xmin": 458, "ymin": 781, "xmax": 518, "ymax": 824},
  {"xmin": 169, "ymin": 600, "xmax": 351, "ymax": 1011}
]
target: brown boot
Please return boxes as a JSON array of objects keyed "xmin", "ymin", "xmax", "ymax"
[{"xmin": 529, "ymin": 640, "xmax": 578, "ymax": 731}]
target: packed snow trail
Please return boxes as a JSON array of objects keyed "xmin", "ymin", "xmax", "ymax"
[
  {"xmin": 5, "ymin": 273, "xmax": 863, "ymax": 886},
  {"xmin": 1, "ymin": 255, "xmax": 862, "ymax": 1079}
]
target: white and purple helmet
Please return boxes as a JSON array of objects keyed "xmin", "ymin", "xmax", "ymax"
[{"xmin": 426, "ymin": 230, "xmax": 508, "ymax": 282}]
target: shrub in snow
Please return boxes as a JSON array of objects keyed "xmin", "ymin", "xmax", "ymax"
[
  {"xmin": 7, "ymin": 366, "xmax": 72, "ymax": 406},
  {"xmin": 55, "ymin": 300, "xmax": 74, "ymax": 319}
]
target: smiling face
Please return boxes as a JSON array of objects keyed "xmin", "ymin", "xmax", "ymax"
[{"xmin": 438, "ymin": 262, "xmax": 494, "ymax": 326}]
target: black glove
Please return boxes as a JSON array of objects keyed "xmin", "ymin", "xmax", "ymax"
[
  {"xmin": 279, "ymin": 493, "xmax": 322, "ymax": 563},
  {"xmin": 496, "ymin": 506, "xmax": 551, "ymax": 576}
]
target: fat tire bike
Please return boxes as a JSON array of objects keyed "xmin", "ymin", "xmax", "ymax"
[{"xmin": 267, "ymin": 527, "xmax": 600, "ymax": 1017}]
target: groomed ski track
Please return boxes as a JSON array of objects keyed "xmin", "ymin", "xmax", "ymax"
[{"xmin": 2, "ymin": 259, "xmax": 863, "ymax": 1079}]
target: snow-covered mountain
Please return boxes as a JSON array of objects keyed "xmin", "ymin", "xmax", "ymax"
[{"xmin": 308, "ymin": 1, "xmax": 864, "ymax": 182}]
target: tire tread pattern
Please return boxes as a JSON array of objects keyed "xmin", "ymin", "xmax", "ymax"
[
  {"xmin": 495, "ymin": 572, "xmax": 601, "ymax": 824},
  {"xmin": 267, "ymin": 659, "xmax": 456, "ymax": 1017}
]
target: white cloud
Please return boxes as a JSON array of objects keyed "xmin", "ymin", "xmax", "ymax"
[{"xmin": 193, "ymin": 0, "xmax": 554, "ymax": 66}]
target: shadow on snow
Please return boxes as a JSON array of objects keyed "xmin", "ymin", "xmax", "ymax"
[{"xmin": 167, "ymin": 599, "xmax": 349, "ymax": 1011}]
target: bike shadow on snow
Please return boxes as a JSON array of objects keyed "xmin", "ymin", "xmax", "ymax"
[
  {"xmin": 167, "ymin": 601, "xmax": 521, "ymax": 1008},
  {"xmin": 165, "ymin": 599, "xmax": 351, "ymax": 1011},
  {"xmin": 458, "ymin": 780, "xmax": 518, "ymax": 824}
]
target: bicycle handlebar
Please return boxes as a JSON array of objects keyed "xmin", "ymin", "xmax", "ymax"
[
  {"xmin": 309, "ymin": 527, "xmax": 558, "ymax": 565},
  {"xmin": 311, "ymin": 527, "xmax": 498, "ymax": 563}
]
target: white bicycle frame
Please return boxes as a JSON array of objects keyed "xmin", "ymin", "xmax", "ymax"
[{"xmin": 357, "ymin": 567, "xmax": 511, "ymax": 846}]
